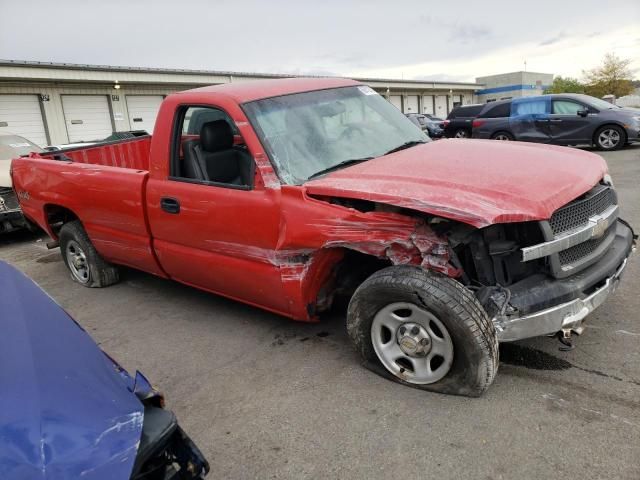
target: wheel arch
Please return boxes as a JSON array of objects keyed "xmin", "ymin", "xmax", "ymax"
[
  {"xmin": 592, "ymin": 122, "xmax": 628, "ymax": 145},
  {"xmin": 43, "ymin": 204, "xmax": 80, "ymax": 239},
  {"xmin": 491, "ymin": 129, "xmax": 514, "ymax": 140}
]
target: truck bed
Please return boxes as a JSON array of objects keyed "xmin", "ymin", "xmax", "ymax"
[
  {"xmin": 11, "ymin": 135, "xmax": 164, "ymax": 276},
  {"xmin": 42, "ymin": 136, "xmax": 151, "ymax": 170}
]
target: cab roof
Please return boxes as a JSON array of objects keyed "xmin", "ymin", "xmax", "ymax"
[{"xmin": 181, "ymin": 77, "xmax": 362, "ymax": 103}]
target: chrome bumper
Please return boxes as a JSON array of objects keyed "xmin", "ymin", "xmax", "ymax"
[{"xmin": 494, "ymin": 258, "xmax": 629, "ymax": 342}]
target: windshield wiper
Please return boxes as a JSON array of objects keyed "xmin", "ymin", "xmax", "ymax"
[
  {"xmin": 383, "ymin": 140, "xmax": 427, "ymax": 156},
  {"xmin": 306, "ymin": 157, "xmax": 373, "ymax": 181}
]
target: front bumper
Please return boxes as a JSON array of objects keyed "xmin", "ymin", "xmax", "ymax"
[
  {"xmin": 494, "ymin": 220, "xmax": 635, "ymax": 342},
  {"xmin": 0, "ymin": 187, "xmax": 25, "ymax": 232},
  {"xmin": 0, "ymin": 208, "xmax": 25, "ymax": 232},
  {"xmin": 131, "ymin": 406, "xmax": 209, "ymax": 479},
  {"xmin": 624, "ymin": 127, "xmax": 639, "ymax": 143}
]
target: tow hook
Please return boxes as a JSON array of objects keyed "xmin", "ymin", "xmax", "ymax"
[{"xmin": 557, "ymin": 329, "xmax": 575, "ymax": 351}]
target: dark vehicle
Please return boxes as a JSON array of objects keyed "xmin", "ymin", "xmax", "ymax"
[
  {"xmin": 0, "ymin": 260, "xmax": 209, "ymax": 479},
  {"xmin": 0, "ymin": 132, "xmax": 43, "ymax": 232},
  {"xmin": 442, "ymin": 104, "xmax": 485, "ymax": 138},
  {"xmin": 405, "ymin": 113, "xmax": 444, "ymax": 138},
  {"xmin": 472, "ymin": 94, "xmax": 640, "ymax": 150},
  {"xmin": 470, "ymin": 100, "xmax": 513, "ymax": 140}
]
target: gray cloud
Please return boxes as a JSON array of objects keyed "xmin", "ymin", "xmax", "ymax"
[
  {"xmin": 539, "ymin": 31, "xmax": 569, "ymax": 46},
  {"xmin": 0, "ymin": 0, "xmax": 638, "ymax": 78}
]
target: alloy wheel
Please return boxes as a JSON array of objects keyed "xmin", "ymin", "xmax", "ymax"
[{"xmin": 598, "ymin": 129, "xmax": 621, "ymax": 149}]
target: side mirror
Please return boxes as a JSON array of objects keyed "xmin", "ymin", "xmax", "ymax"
[{"xmin": 577, "ymin": 109, "xmax": 589, "ymax": 117}]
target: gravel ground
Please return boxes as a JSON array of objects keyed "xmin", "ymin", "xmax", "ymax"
[{"xmin": 2, "ymin": 144, "xmax": 639, "ymax": 479}]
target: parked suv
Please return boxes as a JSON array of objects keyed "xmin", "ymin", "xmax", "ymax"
[
  {"xmin": 442, "ymin": 104, "xmax": 485, "ymax": 138},
  {"xmin": 471, "ymin": 100, "xmax": 513, "ymax": 140},
  {"xmin": 472, "ymin": 94, "xmax": 640, "ymax": 150}
]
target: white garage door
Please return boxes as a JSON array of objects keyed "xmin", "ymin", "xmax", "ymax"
[
  {"xmin": 422, "ymin": 95, "xmax": 434, "ymax": 114},
  {"xmin": 0, "ymin": 95, "xmax": 48, "ymax": 146},
  {"xmin": 404, "ymin": 95, "xmax": 419, "ymax": 113},
  {"xmin": 62, "ymin": 95, "xmax": 113, "ymax": 143},
  {"xmin": 389, "ymin": 95, "xmax": 402, "ymax": 110},
  {"xmin": 435, "ymin": 95, "xmax": 448, "ymax": 116},
  {"xmin": 126, "ymin": 95, "xmax": 163, "ymax": 134}
]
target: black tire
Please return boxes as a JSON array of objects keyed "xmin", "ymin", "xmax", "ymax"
[
  {"xmin": 594, "ymin": 125, "xmax": 625, "ymax": 151},
  {"xmin": 347, "ymin": 266, "xmax": 498, "ymax": 397},
  {"xmin": 491, "ymin": 131, "xmax": 514, "ymax": 141},
  {"xmin": 453, "ymin": 128, "xmax": 469, "ymax": 138},
  {"xmin": 59, "ymin": 220, "xmax": 120, "ymax": 287}
]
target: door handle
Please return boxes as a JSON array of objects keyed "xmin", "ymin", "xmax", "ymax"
[
  {"xmin": 160, "ymin": 197, "xmax": 180, "ymax": 214},
  {"xmin": 550, "ymin": 119, "xmax": 563, "ymax": 123}
]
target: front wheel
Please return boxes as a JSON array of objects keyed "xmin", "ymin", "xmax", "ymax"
[
  {"xmin": 594, "ymin": 125, "xmax": 625, "ymax": 151},
  {"xmin": 347, "ymin": 266, "xmax": 498, "ymax": 397}
]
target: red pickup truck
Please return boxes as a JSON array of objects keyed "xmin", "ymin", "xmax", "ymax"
[{"xmin": 12, "ymin": 78, "xmax": 635, "ymax": 396}]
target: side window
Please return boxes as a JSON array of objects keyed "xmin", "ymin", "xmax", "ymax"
[
  {"xmin": 481, "ymin": 103, "xmax": 511, "ymax": 118},
  {"xmin": 552, "ymin": 100, "xmax": 583, "ymax": 115},
  {"xmin": 171, "ymin": 106, "xmax": 253, "ymax": 189},
  {"xmin": 512, "ymin": 99, "xmax": 548, "ymax": 116}
]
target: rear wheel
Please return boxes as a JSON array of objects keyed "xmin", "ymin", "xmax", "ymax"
[
  {"xmin": 453, "ymin": 128, "xmax": 469, "ymax": 138},
  {"xmin": 594, "ymin": 125, "xmax": 625, "ymax": 151},
  {"xmin": 59, "ymin": 220, "xmax": 120, "ymax": 287},
  {"xmin": 347, "ymin": 266, "xmax": 499, "ymax": 397},
  {"xmin": 491, "ymin": 131, "xmax": 514, "ymax": 141}
]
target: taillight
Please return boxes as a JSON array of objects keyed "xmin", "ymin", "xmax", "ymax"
[
  {"xmin": 472, "ymin": 119, "xmax": 485, "ymax": 128},
  {"xmin": 442, "ymin": 120, "xmax": 450, "ymax": 126}
]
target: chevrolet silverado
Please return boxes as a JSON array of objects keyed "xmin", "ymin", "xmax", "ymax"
[{"xmin": 11, "ymin": 78, "xmax": 636, "ymax": 396}]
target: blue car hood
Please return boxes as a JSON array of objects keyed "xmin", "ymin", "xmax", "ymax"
[{"xmin": 0, "ymin": 261, "xmax": 143, "ymax": 479}]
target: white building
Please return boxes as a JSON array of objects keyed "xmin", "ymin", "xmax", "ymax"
[
  {"xmin": 0, "ymin": 60, "xmax": 480, "ymax": 146},
  {"xmin": 475, "ymin": 71, "xmax": 553, "ymax": 103}
]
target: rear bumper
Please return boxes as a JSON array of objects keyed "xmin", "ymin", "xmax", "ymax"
[
  {"xmin": 494, "ymin": 220, "xmax": 635, "ymax": 342},
  {"xmin": 471, "ymin": 132, "xmax": 491, "ymax": 139}
]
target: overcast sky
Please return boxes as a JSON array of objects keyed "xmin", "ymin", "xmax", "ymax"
[{"xmin": 1, "ymin": 0, "xmax": 638, "ymax": 82}]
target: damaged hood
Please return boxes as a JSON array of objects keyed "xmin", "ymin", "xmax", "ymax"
[
  {"xmin": 0, "ymin": 261, "xmax": 143, "ymax": 479},
  {"xmin": 305, "ymin": 139, "xmax": 608, "ymax": 227}
]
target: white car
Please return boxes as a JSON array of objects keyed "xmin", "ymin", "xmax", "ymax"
[{"xmin": 0, "ymin": 131, "xmax": 43, "ymax": 232}]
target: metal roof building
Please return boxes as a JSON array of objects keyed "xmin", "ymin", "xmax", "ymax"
[{"xmin": 0, "ymin": 60, "xmax": 480, "ymax": 146}]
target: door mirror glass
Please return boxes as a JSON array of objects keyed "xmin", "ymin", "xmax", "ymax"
[{"xmin": 577, "ymin": 109, "xmax": 589, "ymax": 117}]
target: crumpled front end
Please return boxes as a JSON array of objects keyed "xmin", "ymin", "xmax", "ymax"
[{"xmin": 473, "ymin": 181, "xmax": 636, "ymax": 342}]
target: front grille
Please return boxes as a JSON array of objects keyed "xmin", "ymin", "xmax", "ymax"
[
  {"xmin": 558, "ymin": 227, "xmax": 612, "ymax": 267},
  {"xmin": 0, "ymin": 187, "xmax": 20, "ymax": 211},
  {"xmin": 549, "ymin": 185, "xmax": 616, "ymax": 236}
]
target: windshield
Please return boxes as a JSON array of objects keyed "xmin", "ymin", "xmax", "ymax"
[
  {"xmin": 243, "ymin": 86, "xmax": 428, "ymax": 184},
  {"xmin": 0, "ymin": 135, "xmax": 43, "ymax": 161}
]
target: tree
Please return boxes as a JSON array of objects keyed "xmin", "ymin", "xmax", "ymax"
[
  {"xmin": 544, "ymin": 76, "xmax": 585, "ymax": 94},
  {"xmin": 583, "ymin": 53, "xmax": 634, "ymax": 98}
]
